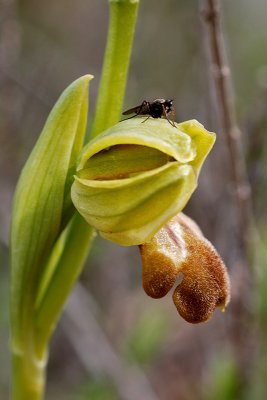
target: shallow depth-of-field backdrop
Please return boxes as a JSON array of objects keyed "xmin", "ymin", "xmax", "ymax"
[{"xmin": 1, "ymin": 1, "xmax": 267, "ymax": 399}]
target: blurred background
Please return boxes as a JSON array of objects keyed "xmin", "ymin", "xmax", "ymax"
[{"xmin": 1, "ymin": 0, "xmax": 267, "ymax": 399}]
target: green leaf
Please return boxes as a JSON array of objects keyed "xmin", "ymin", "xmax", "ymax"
[
  {"xmin": 35, "ymin": 214, "xmax": 95, "ymax": 355},
  {"xmin": 10, "ymin": 75, "xmax": 93, "ymax": 351}
]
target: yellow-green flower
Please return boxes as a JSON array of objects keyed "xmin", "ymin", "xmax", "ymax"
[{"xmin": 71, "ymin": 118, "xmax": 215, "ymax": 245}]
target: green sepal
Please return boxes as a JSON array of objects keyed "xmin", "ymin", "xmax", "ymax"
[{"xmin": 71, "ymin": 118, "xmax": 215, "ymax": 245}]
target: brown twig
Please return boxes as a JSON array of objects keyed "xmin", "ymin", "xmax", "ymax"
[
  {"xmin": 199, "ymin": 0, "xmax": 254, "ymax": 258},
  {"xmin": 199, "ymin": 0, "xmax": 260, "ymax": 390}
]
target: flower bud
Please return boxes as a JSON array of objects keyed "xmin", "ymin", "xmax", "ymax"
[
  {"xmin": 71, "ymin": 118, "xmax": 215, "ymax": 245},
  {"xmin": 139, "ymin": 213, "xmax": 230, "ymax": 324}
]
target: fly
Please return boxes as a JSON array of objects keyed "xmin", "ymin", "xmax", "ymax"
[{"xmin": 122, "ymin": 99, "xmax": 176, "ymax": 127}]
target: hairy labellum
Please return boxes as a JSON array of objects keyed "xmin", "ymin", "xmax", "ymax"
[{"xmin": 139, "ymin": 213, "xmax": 230, "ymax": 324}]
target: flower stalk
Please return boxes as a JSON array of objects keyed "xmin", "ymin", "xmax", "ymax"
[
  {"xmin": 11, "ymin": 351, "xmax": 46, "ymax": 400},
  {"xmin": 91, "ymin": 0, "xmax": 140, "ymax": 138},
  {"xmin": 10, "ymin": 1, "xmax": 140, "ymax": 398}
]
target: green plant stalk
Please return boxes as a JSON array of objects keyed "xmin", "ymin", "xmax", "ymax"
[
  {"xmin": 34, "ymin": 214, "xmax": 95, "ymax": 358},
  {"xmin": 11, "ymin": 348, "xmax": 47, "ymax": 400},
  {"xmin": 32, "ymin": 0, "xmax": 140, "ymax": 351},
  {"xmin": 10, "ymin": 1, "xmax": 140, "ymax": 398},
  {"xmin": 91, "ymin": 0, "xmax": 140, "ymax": 138},
  {"xmin": 11, "ymin": 217, "xmax": 95, "ymax": 400},
  {"xmin": 33, "ymin": 0, "xmax": 140, "ymax": 352}
]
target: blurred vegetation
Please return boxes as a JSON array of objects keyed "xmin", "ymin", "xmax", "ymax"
[
  {"xmin": 205, "ymin": 354, "xmax": 239, "ymax": 400},
  {"xmin": 77, "ymin": 380, "xmax": 117, "ymax": 400},
  {"xmin": 2, "ymin": 0, "xmax": 267, "ymax": 399},
  {"xmin": 124, "ymin": 307, "xmax": 169, "ymax": 365}
]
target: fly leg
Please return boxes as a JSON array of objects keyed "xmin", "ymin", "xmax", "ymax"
[
  {"xmin": 170, "ymin": 106, "xmax": 176, "ymax": 127},
  {"xmin": 162, "ymin": 105, "xmax": 176, "ymax": 127},
  {"xmin": 141, "ymin": 116, "xmax": 151, "ymax": 123}
]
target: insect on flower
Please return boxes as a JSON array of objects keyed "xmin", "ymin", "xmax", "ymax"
[{"xmin": 122, "ymin": 98, "xmax": 176, "ymax": 127}]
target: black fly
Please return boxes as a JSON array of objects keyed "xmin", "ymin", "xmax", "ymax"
[{"xmin": 122, "ymin": 99, "xmax": 175, "ymax": 127}]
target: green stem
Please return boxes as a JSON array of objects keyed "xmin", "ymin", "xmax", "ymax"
[
  {"xmin": 12, "ymin": 348, "xmax": 47, "ymax": 400},
  {"xmin": 11, "ymin": 2, "xmax": 139, "ymax": 398},
  {"xmin": 33, "ymin": 0, "xmax": 140, "ymax": 352},
  {"xmin": 91, "ymin": 0, "xmax": 139, "ymax": 138},
  {"xmin": 11, "ymin": 215, "xmax": 94, "ymax": 398},
  {"xmin": 34, "ymin": 214, "xmax": 95, "ymax": 359}
]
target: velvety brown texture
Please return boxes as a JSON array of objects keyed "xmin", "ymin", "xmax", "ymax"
[
  {"xmin": 173, "ymin": 224, "xmax": 230, "ymax": 323},
  {"xmin": 139, "ymin": 213, "xmax": 230, "ymax": 323},
  {"xmin": 140, "ymin": 250, "xmax": 179, "ymax": 298},
  {"xmin": 139, "ymin": 217, "xmax": 187, "ymax": 298}
]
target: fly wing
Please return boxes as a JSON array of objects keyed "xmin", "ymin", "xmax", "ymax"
[
  {"xmin": 122, "ymin": 101, "xmax": 149, "ymax": 116},
  {"xmin": 122, "ymin": 105, "xmax": 141, "ymax": 115}
]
